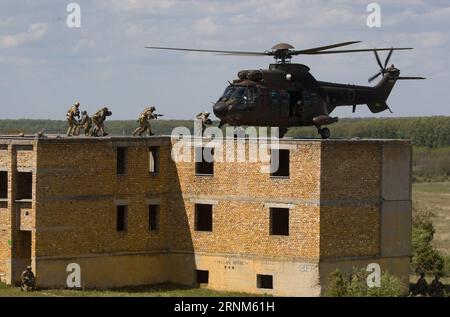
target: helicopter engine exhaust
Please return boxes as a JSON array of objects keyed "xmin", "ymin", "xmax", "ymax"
[{"xmin": 237, "ymin": 70, "xmax": 263, "ymax": 82}]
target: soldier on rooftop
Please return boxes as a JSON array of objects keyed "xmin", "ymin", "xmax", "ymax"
[
  {"xmin": 132, "ymin": 106, "xmax": 162, "ymax": 136},
  {"xmin": 75, "ymin": 110, "xmax": 92, "ymax": 136},
  {"xmin": 195, "ymin": 111, "xmax": 212, "ymax": 134},
  {"xmin": 66, "ymin": 102, "xmax": 80, "ymax": 136},
  {"xmin": 90, "ymin": 107, "xmax": 112, "ymax": 137}
]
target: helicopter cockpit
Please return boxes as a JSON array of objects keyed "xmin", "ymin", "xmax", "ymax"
[{"xmin": 219, "ymin": 85, "xmax": 257, "ymax": 110}]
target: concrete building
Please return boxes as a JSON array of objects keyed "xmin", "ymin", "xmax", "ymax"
[{"xmin": 0, "ymin": 135, "xmax": 411, "ymax": 296}]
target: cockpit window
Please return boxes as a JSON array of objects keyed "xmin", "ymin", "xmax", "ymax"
[
  {"xmin": 222, "ymin": 86, "xmax": 257, "ymax": 101},
  {"xmin": 222, "ymin": 86, "xmax": 246, "ymax": 100}
]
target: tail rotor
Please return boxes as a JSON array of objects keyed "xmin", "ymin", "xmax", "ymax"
[
  {"xmin": 368, "ymin": 48, "xmax": 394, "ymax": 83},
  {"xmin": 368, "ymin": 48, "xmax": 425, "ymax": 83}
]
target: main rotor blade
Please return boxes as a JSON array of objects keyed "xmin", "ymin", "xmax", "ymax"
[
  {"xmin": 302, "ymin": 47, "xmax": 413, "ymax": 55},
  {"xmin": 145, "ymin": 46, "xmax": 268, "ymax": 56},
  {"xmin": 384, "ymin": 48, "xmax": 394, "ymax": 68},
  {"xmin": 368, "ymin": 72, "xmax": 382, "ymax": 83},
  {"xmin": 397, "ymin": 77, "xmax": 426, "ymax": 80},
  {"xmin": 216, "ymin": 53, "xmax": 269, "ymax": 56},
  {"xmin": 291, "ymin": 41, "xmax": 361, "ymax": 55},
  {"xmin": 374, "ymin": 51, "xmax": 383, "ymax": 70}
]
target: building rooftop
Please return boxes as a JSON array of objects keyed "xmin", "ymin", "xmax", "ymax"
[{"xmin": 0, "ymin": 134, "xmax": 411, "ymax": 144}]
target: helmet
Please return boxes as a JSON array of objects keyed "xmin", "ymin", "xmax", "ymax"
[
  {"xmin": 81, "ymin": 111, "xmax": 87, "ymax": 115},
  {"xmin": 74, "ymin": 102, "xmax": 80, "ymax": 107},
  {"xmin": 150, "ymin": 106, "xmax": 156, "ymax": 111},
  {"xmin": 26, "ymin": 265, "xmax": 32, "ymax": 270}
]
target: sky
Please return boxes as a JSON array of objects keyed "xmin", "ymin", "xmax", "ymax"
[{"xmin": 0, "ymin": 0, "xmax": 449, "ymax": 120}]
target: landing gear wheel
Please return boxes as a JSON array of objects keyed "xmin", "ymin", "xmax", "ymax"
[{"xmin": 319, "ymin": 127, "xmax": 330, "ymax": 139}]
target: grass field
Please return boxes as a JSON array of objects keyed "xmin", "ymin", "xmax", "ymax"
[
  {"xmin": 0, "ymin": 282, "xmax": 265, "ymax": 297},
  {"xmin": 412, "ymin": 182, "xmax": 450, "ymax": 255}
]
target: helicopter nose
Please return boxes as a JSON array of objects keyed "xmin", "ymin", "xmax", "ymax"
[{"xmin": 213, "ymin": 102, "xmax": 228, "ymax": 118}]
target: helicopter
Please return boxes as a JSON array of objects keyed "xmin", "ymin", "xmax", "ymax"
[{"xmin": 146, "ymin": 41, "xmax": 425, "ymax": 138}]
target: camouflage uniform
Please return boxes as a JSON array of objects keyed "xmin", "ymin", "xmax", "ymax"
[
  {"xmin": 91, "ymin": 107, "xmax": 112, "ymax": 137},
  {"xmin": 75, "ymin": 111, "xmax": 92, "ymax": 136},
  {"xmin": 20, "ymin": 266, "xmax": 36, "ymax": 291},
  {"xmin": 132, "ymin": 106, "xmax": 157, "ymax": 136},
  {"xmin": 66, "ymin": 102, "xmax": 80, "ymax": 136},
  {"xmin": 195, "ymin": 111, "xmax": 212, "ymax": 133},
  {"xmin": 429, "ymin": 275, "xmax": 445, "ymax": 297},
  {"xmin": 413, "ymin": 273, "xmax": 428, "ymax": 296}
]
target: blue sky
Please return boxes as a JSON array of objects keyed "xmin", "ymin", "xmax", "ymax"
[{"xmin": 0, "ymin": 0, "xmax": 448, "ymax": 120}]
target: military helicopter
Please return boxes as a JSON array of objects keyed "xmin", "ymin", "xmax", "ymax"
[{"xmin": 146, "ymin": 41, "xmax": 425, "ymax": 138}]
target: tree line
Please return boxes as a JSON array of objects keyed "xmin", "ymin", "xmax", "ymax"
[
  {"xmin": 287, "ymin": 116, "xmax": 450, "ymax": 148},
  {"xmin": 0, "ymin": 117, "xmax": 449, "ymax": 148}
]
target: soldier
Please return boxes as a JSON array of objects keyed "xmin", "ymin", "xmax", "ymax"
[
  {"xmin": 429, "ymin": 274, "xmax": 445, "ymax": 297},
  {"xmin": 293, "ymin": 99, "xmax": 303, "ymax": 117},
  {"xmin": 90, "ymin": 107, "xmax": 112, "ymax": 137},
  {"xmin": 75, "ymin": 111, "xmax": 92, "ymax": 136},
  {"xmin": 195, "ymin": 111, "xmax": 212, "ymax": 134},
  {"xmin": 20, "ymin": 266, "xmax": 36, "ymax": 291},
  {"xmin": 66, "ymin": 102, "xmax": 80, "ymax": 136},
  {"xmin": 413, "ymin": 272, "xmax": 428, "ymax": 296},
  {"xmin": 132, "ymin": 106, "xmax": 162, "ymax": 136}
]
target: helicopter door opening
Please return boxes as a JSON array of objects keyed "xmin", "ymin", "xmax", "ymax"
[
  {"xmin": 271, "ymin": 90, "xmax": 289, "ymax": 117},
  {"xmin": 288, "ymin": 91, "xmax": 303, "ymax": 117}
]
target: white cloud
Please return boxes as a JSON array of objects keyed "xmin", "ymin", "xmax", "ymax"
[
  {"xmin": 415, "ymin": 32, "xmax": 448, "ymax": 47},
  {"xmin": 384, "ymin": 32, "xmax": 448, "ymax": 48},
  {"xmin": 253, "ymin": 0, "xmax": 303, "ymax": 19},
  {"xmin": 99, "ymin": 0, "xmax": 177, "ymax": 11},
  {"xmin": 73, "ymin": 38, "xmax": 96, "ymax": 53},
  {"xmin": 0, "ymin": 16, "xmax": 14, "ymax": 27},
  {"xmin": 0, "ymin": 55, "xmax": 48, "ymax": 66},
  {"xmin": 193, "ymin": 16, "xmax": 218, "ymax": 36},
  {"xmin": 0, "ymin": 23, "xmax": 47, "ymax": 47},
  {"xmin": 305, "ymin": 7, "xmax": 363, "ymax": 28}
]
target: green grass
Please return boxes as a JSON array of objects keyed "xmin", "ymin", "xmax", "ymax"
[
  {"xmin": 0, "ymin": 282, "xmax": 267, "ymax": 297},
  {"xmin": 412, "ymin": 182, "xmax": 450, "ymax": 256}
]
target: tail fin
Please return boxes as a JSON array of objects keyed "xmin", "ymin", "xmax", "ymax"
[
  {"xmin": 375, "ymin": 69, "xmax": 399, "ymax": 100},
  {"xmin": 367, "ymin": 69, "xmax": 399, "ymax": 113},
  {"xmin": 367, "ymin": 101, "xmax": 390, "ymax": 113}
]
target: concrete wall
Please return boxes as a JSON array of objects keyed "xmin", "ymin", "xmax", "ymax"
[
  {"xmin": 36, "ymin": 252, "xmax": 170, "ymax": 289},
  {"xmin": 170, "ymin": 252, "xmax": 321, "ymax": 297}
]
